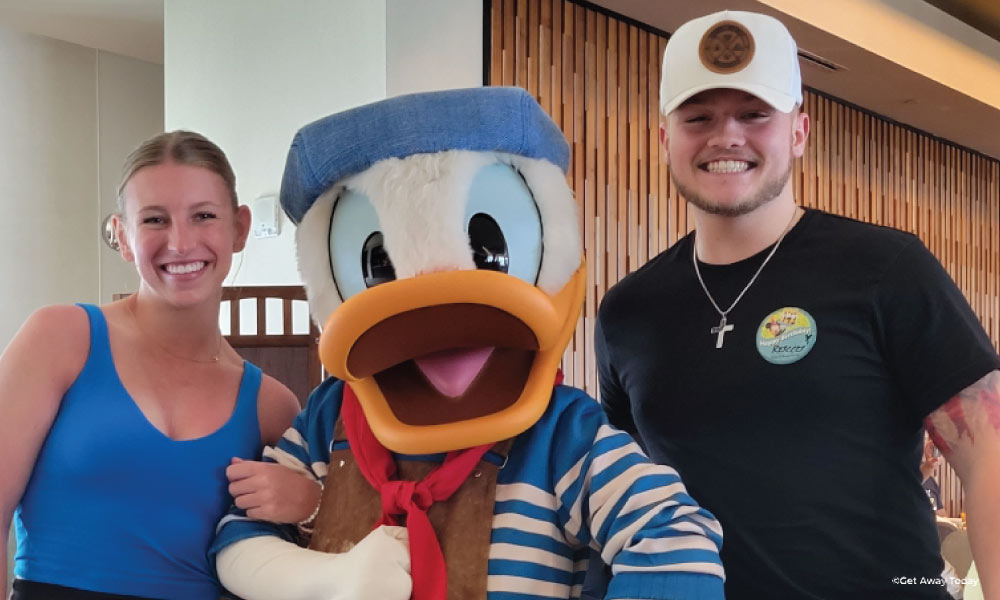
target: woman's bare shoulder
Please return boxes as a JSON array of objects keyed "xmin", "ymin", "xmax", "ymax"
[
  {"xmin": 256, "ymin": 374, "xmax": 301, "ymax": 445},
  {"xmin": 26, "ymin": 303, "xmax": 90, "ymax": 328},
  {"xmin": 1, "ymin": 304, "xmax": 91, "ymax": 394},
  {"xmin": 18, "ymin": 304, "xmax": 90, "ymax": 356}
]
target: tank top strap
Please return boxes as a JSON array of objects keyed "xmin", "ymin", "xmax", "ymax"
[
  {"xmin": 74, "ymin": 303, "xmax": 113, "ymax": 372},
  {"xmin": 232, "ymin": 360, "xmax": 262, "ymax": 441}
]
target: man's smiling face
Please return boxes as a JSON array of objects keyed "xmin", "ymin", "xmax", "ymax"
[{"xmin": 661, "ymin": 88, "xmax": 808, "ymax": 217}]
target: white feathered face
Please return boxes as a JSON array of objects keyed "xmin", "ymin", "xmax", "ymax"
[
  {"xmin": 296, "ymin": 150, "xmax": 581, "ymax": 328},
  {"xmin": 294, "ymin": 150, "xmax": 584, "ymax": 454}
]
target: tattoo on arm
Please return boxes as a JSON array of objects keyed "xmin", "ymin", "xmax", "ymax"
[
  {"xmin": 925, "ymin": 370, "xmax": 1000, "ymax": 455},
  {"xmin": 925, "ymin": 420, "xmax": 954, "ymax": 455}
]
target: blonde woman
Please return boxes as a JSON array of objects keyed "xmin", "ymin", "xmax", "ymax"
[{"xmin": 0, "ymin": 131, "xmax": 299, "ymax": 599}]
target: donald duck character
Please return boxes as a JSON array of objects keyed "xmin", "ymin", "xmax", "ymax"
[{"xmin": 211, "ymin": 87, "xmax": 724, "ymax": 600}]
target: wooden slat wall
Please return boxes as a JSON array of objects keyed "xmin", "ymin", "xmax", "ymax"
[{"xmin": 490, "ymin": 0, "xmax": 1000, "ymax": 518}]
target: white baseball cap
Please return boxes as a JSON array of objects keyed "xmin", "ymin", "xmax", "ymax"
[{"xmin": 660, "ymin": 10, "xmax": 802, "ymax": 115}]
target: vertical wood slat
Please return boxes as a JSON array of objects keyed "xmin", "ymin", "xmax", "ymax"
[
  {"xmin": 539, "ymin": 0, "xmax": 551, "ymax": 112},
  {"xmin": 627, "ymin": 24, "xmax": 638, "ymax": 274},
  {"xmin": 637, "ymin": 28, "xmax": 648, "ymax": 268},
  {"xmin": 659, "ymin": 37, "xmax": 671, "ymax": 251},
  {"xmin": 502, "ymin": 0, "xmax": 514, "ymax": 87},
  {"xmin": 617, "ymin": 19, "xmax": 628, "ymax": 282},
  {"xmin": 490, "ymin": 0, "xmax": 503, "ymax": 88},
  {"xmin": 527, "ymin": 0, "xmax": 539, "ymax": 98},
  {"xmin": 491, "ymin": 0, "xmax": 999, "ymax": 518},
  {"xmin": 606, "ymin": 18, "xmax": 618, "ymax": 291},
  {"xmin": 255, "ymin": 299, "xmax": 266, "ymax": 337},
  {"xmin": 595, "ymin": 12, "xmax": 607, "ymax": 302},
  {"xmin": 649, "ymin": 32, "xmax": 661, "ymax": 258},
  {"xmin": 282, "ymin": 298, "xmax": 293, "ymax": 335},
  {"xmin": 549, "ymin": 0, "xmax": 561, "ymax": 124},
  {"xmin": 515, "ymin": 0, "xmax": 528, "ymax": 89},
  {"xmin": 229, "ymin": 296, "xmax": 239, "ymax": 337},
  {"xmin": 583, "ymin": 8, "xmax": 596, "ymax": 393},
  {"xmin": 573, "ymin": 5, "xmax": 586, "ymax": 386}
]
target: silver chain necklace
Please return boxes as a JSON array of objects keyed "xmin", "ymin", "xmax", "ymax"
[{"xmin": 692, "ymin": 208, "xmax": 799, "ymax": 349}]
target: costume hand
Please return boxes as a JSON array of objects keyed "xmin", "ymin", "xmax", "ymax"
[
  {"xmin": 216, "ymin": 526, "xmax": 410, "ymax": 600},
  {"xmin": 325, "ymin": 526, "xmax": 411, "ymax": 600},
  {"xmin": 227, "ymin": 457, "xmax": 321, "ymax": 523}
]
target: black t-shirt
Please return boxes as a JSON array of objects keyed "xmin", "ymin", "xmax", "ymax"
[{"xmin": 596, "ymin": 209, "xmax": 1000, "ymax": 599}]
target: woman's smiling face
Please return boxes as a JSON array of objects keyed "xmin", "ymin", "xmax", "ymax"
[{"xmin": 118, "ymin": 161, "xmax": 250, "ymax": 306}]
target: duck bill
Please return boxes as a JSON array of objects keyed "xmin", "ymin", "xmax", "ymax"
[{"xmin": 318, "ymin": 264, "xmax": 585, "ymax": 454}]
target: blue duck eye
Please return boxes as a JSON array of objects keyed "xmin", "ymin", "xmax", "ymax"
[
  {"xmin": 328, "ymin": 188, "xmax": 392, "ymax": 300},
  {"xmin": 464, "ymin": 163, "xmax": 542, "ymax": 285}
]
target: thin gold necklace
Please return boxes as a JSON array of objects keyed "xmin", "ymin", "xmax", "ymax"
[{"xmin": 127, "ymin": 298, "xmax": 223, "ymax": 364}]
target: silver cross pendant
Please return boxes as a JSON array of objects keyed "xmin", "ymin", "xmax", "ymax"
[{"xmin": 711, "ymin": 315, "xmax": 734, "ymax": 349}]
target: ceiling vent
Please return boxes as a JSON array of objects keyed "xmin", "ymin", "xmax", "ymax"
[{"xmin": 798, "ymin": 48, "xmax": 845, "ymax": 72}]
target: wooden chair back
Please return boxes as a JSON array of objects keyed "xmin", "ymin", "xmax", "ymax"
[{"xmin": 222, "ymin": 285, "xmax": 321, "ymax": 407}]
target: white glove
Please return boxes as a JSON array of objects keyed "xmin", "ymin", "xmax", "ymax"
[{"xmin": 216, "ymin": 525, "xmax": 411, "ymax": 600}]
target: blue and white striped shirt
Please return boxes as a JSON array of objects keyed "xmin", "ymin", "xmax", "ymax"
[{"xmin": 212, "ymin": 378, "xmax": 724, "ymax": 599}]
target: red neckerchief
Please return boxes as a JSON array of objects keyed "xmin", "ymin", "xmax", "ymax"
[
  {"xmin": 341, "ymin": 370, "xmax": 563, "ymax": 600},
  {"xmin": 341, "ymin": 384, "xmax": 491, "ymax": 600}
]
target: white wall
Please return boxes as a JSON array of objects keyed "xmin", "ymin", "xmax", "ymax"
[
  {"xmin": 0, "ymin": 27, "xmax": 97, "ymax": 348},
  {"xmin": 164, "ymin": 0, "xmax": 483, "ymax": 288},
  {"xmin": 164, "ymin": 0, "xmax": 389, "ymax": 287},
  {"xmin": 98, "ymin": 51, "xmax": 165, "ymax": 301},
  {"xmin": 0, "ymin": 27, "xmax": 163, "ymax": 350},
  {"xmin": 0, "ymin": 0, "xmax": 483, "ymax": 342},
  {"xmin": 386, "ymin": 0, "xmax": 483, "ymax": 97},
  {"xmin": 1, "ymin": 28, "xmax": 162, "ymax": 591}
]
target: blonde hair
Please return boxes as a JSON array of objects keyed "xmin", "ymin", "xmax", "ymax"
[{"xmin": 116, "ymin": 130, "xmax": 237, "ymax": 215}]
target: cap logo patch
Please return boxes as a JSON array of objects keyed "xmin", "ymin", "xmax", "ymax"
[{"xmin": 699, "ymin": 20, "xmax": 755, "ymax": 74}]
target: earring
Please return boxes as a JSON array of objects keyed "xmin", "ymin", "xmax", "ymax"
[{"xmin": 102, "ymin": 214, "xmax": 120, "ymax": 251}]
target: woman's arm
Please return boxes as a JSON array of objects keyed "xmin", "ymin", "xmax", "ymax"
[
  {"xmin": 226, "ymin": 375, "xmax": 312, "ymax": 524},
  {"xmin": 0, "ymin": 305, "xmax": 89, "ymax": 590},
  {"xmin": 257, "ymin": 374, "xmax": 301, "ymax": 446}
]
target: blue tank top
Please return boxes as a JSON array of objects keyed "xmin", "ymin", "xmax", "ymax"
[{"xmin": 14, "ymin": 304, "xmax": 262, "ymax": 599}]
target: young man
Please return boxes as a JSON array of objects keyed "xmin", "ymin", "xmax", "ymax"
[{"xmin": 595, "ymin": 10, "xmax": 1000, "ymax": 599}]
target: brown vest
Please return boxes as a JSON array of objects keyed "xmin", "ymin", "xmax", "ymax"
[{"xmin": 309, "ymin": 419, "xmax": 511, "ymax": 599}]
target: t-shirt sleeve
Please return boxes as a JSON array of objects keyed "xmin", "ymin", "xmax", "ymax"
[
  {"xmin": 595, "ymin": 305, "xmax": 640, "ymax": 441},
  {"xmin": 873, "ymin": 238, "xmax": 1000, "ymax": 419}
]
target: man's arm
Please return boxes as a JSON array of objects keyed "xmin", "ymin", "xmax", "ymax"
[
  {"xmin": 925, "ymin": 369, "xmax": 1000, "ymax": 596},
  {"xmin": 594, "ymin": 314, "xmax": 639, "ymax": 439}
]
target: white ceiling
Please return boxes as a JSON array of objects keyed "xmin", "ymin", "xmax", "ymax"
[
  {"xmin": 593, "ymin": 0, "xmax": 1000, "ymax": 160},
  {"xmin": 0, "ymin": 0, "xmax": 163, "ymax": 63},
  {"xmin": 3, "ymin": 0, "xmax": 1000, "ymax": 158}
]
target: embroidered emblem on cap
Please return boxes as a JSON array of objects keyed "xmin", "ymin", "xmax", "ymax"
[{"xmin": 699, "ymin": 20, "xmax": 755, "ymax": 74}]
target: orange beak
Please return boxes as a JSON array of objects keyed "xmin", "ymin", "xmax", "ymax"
[{"xmin": 319, "ymin": 263, "xmax": 585, "ymax": 454}]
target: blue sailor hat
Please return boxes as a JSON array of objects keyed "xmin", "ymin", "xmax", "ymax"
[{"xmin": 279, "ymin": 86, "xmax": 570, "ymax": 224}]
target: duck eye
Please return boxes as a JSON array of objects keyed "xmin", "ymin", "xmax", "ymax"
[
  {"xmin": 463, "ymin": 163, "xmax": 542, "ymax": 285},
  {"xmin": 362, "ymin": 232, "xmax": 396, "ymax": 287},
  {"xmin": 328, "ymin": 187, "xmax": 384, "ymax": 300},
  {"xmin": 468, "ymin": 214, "xmax": 509, "ymax": 273}
]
